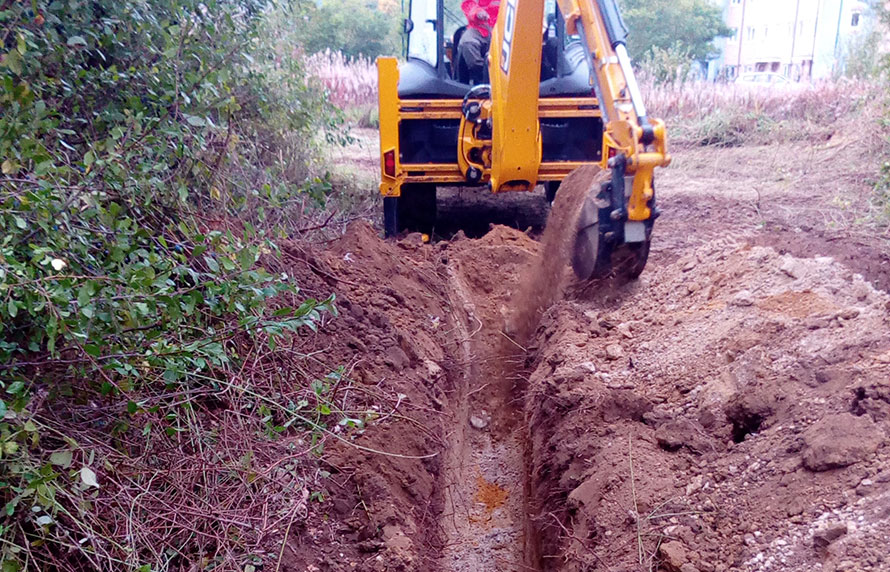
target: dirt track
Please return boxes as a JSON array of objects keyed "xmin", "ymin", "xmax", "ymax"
[{"xmin": 284, "ymin": 132, "xmax": 890, "ymax": 571}]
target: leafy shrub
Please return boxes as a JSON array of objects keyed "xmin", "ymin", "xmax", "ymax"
[
  {"xmin": 638, "ymin": 43, "xmax": 697, "ymax": 85},
  {"xmin": 622, "ymin": 0, "xmax": 730, "ymax": 63},
  {"xmin": 291, "ymin": 0, "xmax": 401, "ymax": 61},
  {"xmin": 0, "ymin": 0, "xmax": 350, "ymax": 568}
]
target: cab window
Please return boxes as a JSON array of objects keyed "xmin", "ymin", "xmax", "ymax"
[{"xmin": 407, "ymin": 0, "xmax": 439, "ymax": 67}]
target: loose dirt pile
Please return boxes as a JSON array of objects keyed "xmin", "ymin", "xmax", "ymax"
[
  {"xmin": 272, "ymin": 131, "xmax": 890, "ymax": 571},
  {"xmin": 275, "ymin": 210, "xmax": 889, "ymax": 572},
  {"xmin": 526, "ymin": 237, "xmax": 890, "ymax": 572}
]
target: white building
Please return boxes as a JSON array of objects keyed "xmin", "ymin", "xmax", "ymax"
[{"xmin": 714, "ymin": 0, "xmax": 876, "ymax": 81}]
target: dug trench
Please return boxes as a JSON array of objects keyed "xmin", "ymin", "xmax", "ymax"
[{"xmin": 278, "ymin": 157, "xmax": 890, "ymax": 570}]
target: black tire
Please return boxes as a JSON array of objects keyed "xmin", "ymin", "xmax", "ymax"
[
  {"xmin": 397, "ymin": 183, "xmax": 437, "ymax": 235},
  {"xmin": 383, "ymin": 197, "xmax": 399, "ymax": 238},
  {"xmin": 545, "ymin": 181, "xmax": 560, "ymax": 204},
  {"xmin": 614, "ymin": 240, "xmax": 651, "ymax": 280}
]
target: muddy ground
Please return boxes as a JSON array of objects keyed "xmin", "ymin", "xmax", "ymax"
[{"xmin": 282, "ymin": 130, "xmax": 890, "ymax": 571}]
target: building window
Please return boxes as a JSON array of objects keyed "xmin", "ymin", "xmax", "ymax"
[
  {"xmin": 851, "ymin": 12, "xmax": 860, "ymax": 27},
  {"xmin": 764, "ymin": 26, "xmax": 768, "ymax": 38},
  {"xmin": 731, "ymin": 27, "xmax": 739, "ymax": 41},
  {"xmin": 747, "ymin": 27, "xmax": 755, "ymax": 40}
]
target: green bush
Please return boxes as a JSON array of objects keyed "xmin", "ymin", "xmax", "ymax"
[
  {"xmin": 293, "ymin": 0, "xmax": 401, "ymax": 60},
  {"xmin": 0, "ymin": 0, "xmax": 344, "ymax": 568},
  {"xmin": 622, "ymin": 0, "xmax": 730, "ymax": 63},
  {"xmin": 638, "ymin": 43, "xmax": 696, "ymax": 85}
]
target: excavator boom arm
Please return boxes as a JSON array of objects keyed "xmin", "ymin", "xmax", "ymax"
[{"xmin": 488, "ymin": 0, "xmax": 670, "ymax": 195}]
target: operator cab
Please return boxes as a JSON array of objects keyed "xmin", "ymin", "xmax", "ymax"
[
  {"xmin": 400, "ymin": 0, "xmax": 595, "ymax": 99},
  {"xmin": 397, "ymin": 0, "xmax": 604, "ymax": 168}
]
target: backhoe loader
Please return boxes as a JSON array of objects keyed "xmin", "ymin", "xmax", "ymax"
[{"xmin": 377, "ymin": 0, "xmax": 670, "ymax": 279}]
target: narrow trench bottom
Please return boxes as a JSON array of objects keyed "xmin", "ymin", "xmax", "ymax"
[{"xmin": 439, "ymin": 266, "xmax": 541, "ymax": 571}]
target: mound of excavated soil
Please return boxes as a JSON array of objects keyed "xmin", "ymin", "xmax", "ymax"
[
  {"xmin": 272, "ymin": 217, "xmax": 889, "ymax": 572},
  {"xmin": 274, "ymin": 222, "xmax": 458, "ymax": 571},
  {"xmin": 526, "ymin": 237, "xmax": 890, "ymax": 572}
]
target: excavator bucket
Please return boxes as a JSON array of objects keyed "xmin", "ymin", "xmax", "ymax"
[
  {"xmin": 571, "ymin": 190, "xmax": 608, "ymax": 281},
  {"xmin": 566, "ymin": 165, "xmax": 653, "ymax": 282}
]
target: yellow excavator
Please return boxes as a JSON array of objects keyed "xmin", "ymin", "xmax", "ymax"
[{"xmin": 376, "ymin": 0, "xmax": 670, "ymax": 279}]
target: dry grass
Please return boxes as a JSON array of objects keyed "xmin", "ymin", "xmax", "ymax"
[
  {"xmin": 306, "ymin": 50, "xmax": 377, "ymax": 108},
  {"xmin": 642, "ymin": 78, "xmax": 878, "ymax": 147},
  {"xmin": 305, "ymin": 51, "xmax": 878, "ymax": 146}
]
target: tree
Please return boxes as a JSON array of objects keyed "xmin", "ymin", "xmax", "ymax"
[
  {"xmin": 620, "ymin": 0, "xmax": 730, "ymax": 63},
  {"xmin": 296, "ymin": 0, "xmax": 401, "ymax": 60}
]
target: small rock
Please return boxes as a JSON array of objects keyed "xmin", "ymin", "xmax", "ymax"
[
  {"xmin": 469, "ymin": 414, "xmax": 490, "ymax": 430},
  {"xmin": 836, "ymin": 308, "xmax": 860, "ymax": 321},
  {"xmin": 680, "ymin": 565, "xmax": 700, "ymax": 572},
  {"xmin": 786, "ymin": 496, "xmax": 807, "ymax": 516},
  {"xmin": 681, "ymin": 257, "xmax": 697, "ymax": 272},
  {"xmin": 801, "ymin": 413, "xmax": 885, "ymax": 472},
  {"xmin": 617, "ymin": 323, "xmax": 634, "ymax": 339},
  {"xmin": 744, "ymin": 533, "xmax": 757, "ymax": 546},
  {"xmin": 805, "ymin": 315, "xmax": 833, "ymax": 330},
  {"xmin": 656, "ymin": 421, "xmax": 712, "ymax": 454},
  {"xmin": 659, "ymin": 540, "xmax": 689, "ymax": 571},
  {"xmin": 579, "ymin": 361, "xmax": 597, "ymax": 374},
  {"xmin": 398, "ymin": 233, "xmax": 425, "ymax": 248},
  {"xmin": 856, "ymin": 478, "xmax": 875, "ymax": 496},
  {"xmin": 424, "ymin": 359, "xmax": 443, "ymax": 379},
  {"xmin": 813, "ymin": 523, "xmax": 848, "ymax": 549},
  {"xmin": 732, "ymin": 290, "xmax": 755, "ymax": 307},
  {"xmin": 780, "ymin": 257, "xmax": 807, "ymax": 279},
  {"xmin": 605, "ymin": 344, "xmax": 625, "ymax": 360},
  {"xmin": 384, "ymin": 346, "xmax": 411, "ymax": 372},
  {"xmin": 851, "ymin": 280, "xmax": 871, "ymax": 302}
]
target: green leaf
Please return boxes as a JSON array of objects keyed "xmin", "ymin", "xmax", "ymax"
[
  {"xmin": 80, "ymin": 466, "xmax": 99, "ymax": 489},
  {"xmin": 7, "ymin": 298, "xmax": 18, "ymax": 318},
  {"xmin": 319, "ymin": 404, "xmax": 331, "ymax": 415},
  {"xmin": 84, "ymin": 344, "xmax": 101, "ymax": 357},
  {"xmin": 186, "ymin": 115, "xmax": 206, "ymax": 127},
  {"xmin": 127, "ymin": 401, "xmax": 138, "ymax": 415},
  {"xmin": 6, "ymin": 382, "xmax": 24, "ymax": 396},
  {"xmin": 67, "ymin": 36, "xmax": 87, "ymax": 47},
  {"xmin": 13, "ymin": 216, "xmax": 26, "ymax": 230},
  {"xmin": 204, "ymin": 255, "xmax": 219, "ymax": 273},
  {"xmin": 4, "ymin": 499, "xmax": 17, "ymax": 516},
  {"xmin": 2, "ymin": 50, "xmax": 23, "ymax": 75},
  {"xmin": 49, "ymin": 450, "xmax": 73, "ymax": 469},
  {"xmin": 0, "ymin": 399, "xmax": 6, "ymax": 419},
  {"xmin": 77, "ymin": 283, "xmax": 93, "ymax": 307}
]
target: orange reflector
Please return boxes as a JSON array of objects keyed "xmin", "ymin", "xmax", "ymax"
[{"xmin": 384, "ymin": 150, "xmax": 396, "ymax": 177}]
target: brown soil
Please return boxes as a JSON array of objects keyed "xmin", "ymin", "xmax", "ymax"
[{"xmin": 274, "ymin": 131, "xmax": 890, "ymax": 571}]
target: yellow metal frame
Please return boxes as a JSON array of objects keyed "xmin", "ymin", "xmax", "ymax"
[
  {"xmin": 378, "ymin": 0, "xmax": 671, "ymax": 224},
  {"xmin": 377, "ymin": 57, "xmax": 606, "ymax": 197}
]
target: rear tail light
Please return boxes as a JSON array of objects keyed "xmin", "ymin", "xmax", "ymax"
[{"xmin": 384, "ymin": 149, "xmax": 396, "ymax": 177}]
